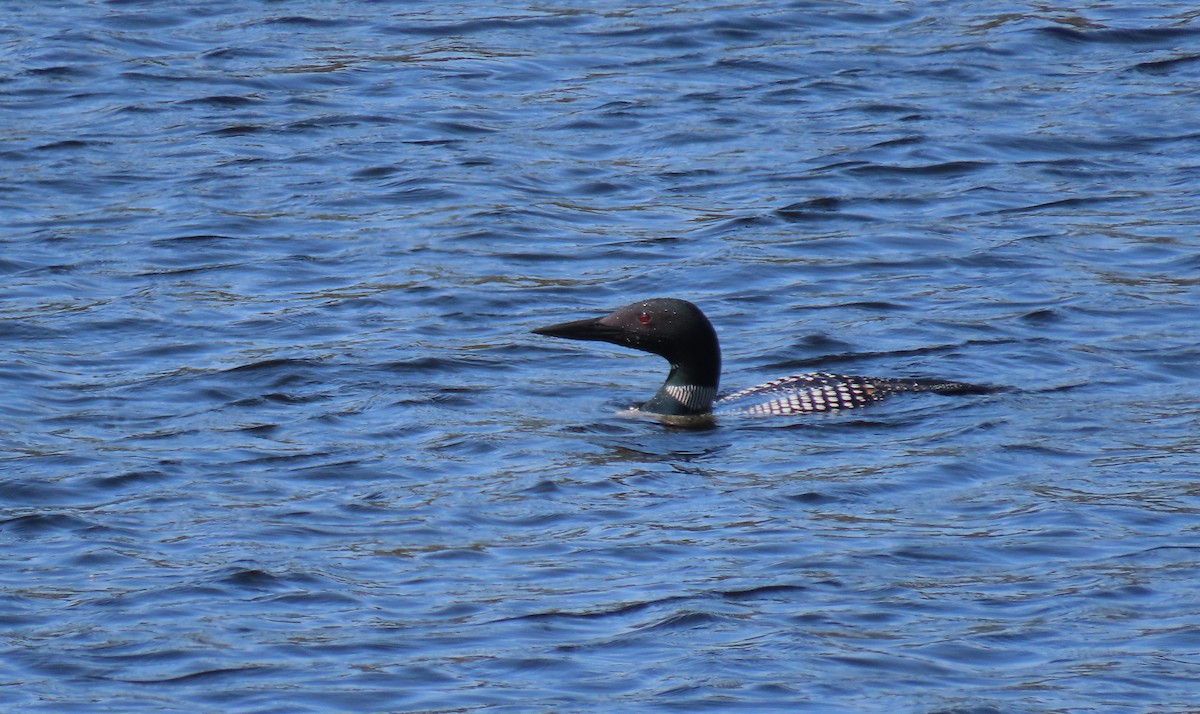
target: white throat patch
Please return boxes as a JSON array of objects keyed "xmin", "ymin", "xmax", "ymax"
[{"xmin": 663, "ymin": 384, "xmax": 717, "ymax": 411}]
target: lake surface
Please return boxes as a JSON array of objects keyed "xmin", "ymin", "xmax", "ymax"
[{"xmin": 4, "ymin": 1, "xmax": 1200, "ymax": 711}]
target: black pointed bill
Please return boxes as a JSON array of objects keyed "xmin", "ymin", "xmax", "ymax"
[{"xmin": 531, "ymin": 316, "xmax": 624, "ymax": 343}]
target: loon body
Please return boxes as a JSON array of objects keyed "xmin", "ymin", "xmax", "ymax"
[{"xmin": 532, "ymin": 297, "xmax": 988, "ymax": 418}]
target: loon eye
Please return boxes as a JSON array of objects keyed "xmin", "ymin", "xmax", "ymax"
[{"xmin": 638, "ymin": 312, "xmax": 650, "ymax": 325}]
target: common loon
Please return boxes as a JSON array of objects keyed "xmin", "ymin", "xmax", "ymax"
[{"xmin": 532, "ymin": 297, "xmax": 990, "ymax": 419}]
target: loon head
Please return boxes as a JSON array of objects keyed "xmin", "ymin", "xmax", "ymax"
[{"xmin": 532, "ymin": 298, "xmax": 721, "ymax": 416}]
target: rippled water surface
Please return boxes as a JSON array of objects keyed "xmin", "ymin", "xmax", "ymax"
[{"xmin": 4, "ymin": 1, "xmax": 1200, "ymax": 711}]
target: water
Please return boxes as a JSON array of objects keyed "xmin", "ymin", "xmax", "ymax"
[{"xmin": 4, "ymin": 1, "xmax": 1200, "ymax": 711}]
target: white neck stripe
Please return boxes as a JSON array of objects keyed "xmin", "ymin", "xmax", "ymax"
[{"xmin": 664, "ymin": 384, "xmax": 717, "ymax": 411}]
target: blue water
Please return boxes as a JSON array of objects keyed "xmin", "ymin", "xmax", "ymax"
[{"xmin": 4, "ymin": 1, "xmax": 1200, "ymax": 711}]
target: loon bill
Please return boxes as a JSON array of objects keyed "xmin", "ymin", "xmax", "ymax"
[{"xmin": 532, "ymin": 297, "xmax": 991, "ymax": 418}]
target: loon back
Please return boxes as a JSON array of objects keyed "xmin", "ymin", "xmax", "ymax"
[
  {"xmin": 532, "ymin": 297, "xmax": 989, "ymax": 418},
  {"xmin": 714, "ymin": 372, "xmax": 990, "ymax": 417}
]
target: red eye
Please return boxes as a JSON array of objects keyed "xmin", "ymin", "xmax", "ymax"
[{"xmin": 638, "ymin": 312, "xmax": 650, "ymax": 324}]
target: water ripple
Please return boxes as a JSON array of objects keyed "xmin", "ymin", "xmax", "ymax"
[{"xmin": 3, "ymin": 1, "xmax": 1200, "ymax": 712}]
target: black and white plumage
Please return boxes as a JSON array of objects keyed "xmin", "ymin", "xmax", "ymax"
[
  {"xmin": 532, "ymin": 297, "xmax": 990, "ymax": 419},
  {"xmin": 714, "ymin": 372, "xmax": 978, "ymax": 416}
]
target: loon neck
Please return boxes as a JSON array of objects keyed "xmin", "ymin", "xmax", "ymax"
[{"xmin": 640, "ymin": 363, "xmax": 719, "ymax": 416}]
